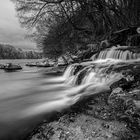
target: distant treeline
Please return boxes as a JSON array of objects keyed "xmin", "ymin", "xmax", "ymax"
[{"xmin": 0, "ymin": 44, "xmax": 42, "ymax": 59}]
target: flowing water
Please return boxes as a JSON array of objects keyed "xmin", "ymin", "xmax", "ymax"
[
  {"xmin": 91, "ymin": 45, "xmax": 140, "ymax": 60},
  {"xmin": 0, "ymin": 47, "xmax": 140, "ymax": 140}
]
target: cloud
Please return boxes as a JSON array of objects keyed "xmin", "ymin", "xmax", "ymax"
[{"xmin": 0, "ymin": 0, "xmax": 36, "ymax": 50}]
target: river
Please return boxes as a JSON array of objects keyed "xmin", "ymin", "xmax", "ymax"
[
  {"xmin": 0, "ymin": 49, "xmax": 139, "ymax": 140},
  {"xmin": 0, "ymin": 59, "xmax": 94, "ymax": 140},
  {"xmin": 0, "ymin": 59, "xmax": 109, "ymax": 140},
  {"xmin": 0, "ymin": 59, "xmax": 66, "ymax": 140}
]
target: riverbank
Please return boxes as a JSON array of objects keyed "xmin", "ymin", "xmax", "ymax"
[
  {"xmin": 28, "ymin": 90, "xmax": 139, "ymax": 140},
  {"xmin": 27, "ymin": 60, "xmax": 140, "ymax": 140}
]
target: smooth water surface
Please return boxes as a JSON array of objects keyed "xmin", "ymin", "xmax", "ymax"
[
  {"xmin": 0, "ymin": 59, "xmax": 91, "ymax": 140},
  {"xmin": 0, "ymin": 59, "xmax": 65, "ymax": 140}
]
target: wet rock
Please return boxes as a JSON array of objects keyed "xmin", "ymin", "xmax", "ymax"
[
  {"xmin": 110, "ymin": 78, "xmax": 127, "ymax": 90},
  {"xmin": 108, "ymin": 87, "xmax": 126, "ymax": 111},
  {"xmin": 110, "ymin": 69, "xmax": 136, "ymax": 90},
  {"xmin": 108, "ymin": 87, "xmax": 140, "ymax": 134},
  {"xmin": 108, "ymin": 88, "xmax": 138, "ymax": 113}
]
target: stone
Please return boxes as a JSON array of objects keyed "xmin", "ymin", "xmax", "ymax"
[
  {"xmin": 108, "ymin": 87, "xmax": 126, "ymax": 110},
  {"xmin": 110, "ymin": 78, "xmax": 127, "ymax": 90}
]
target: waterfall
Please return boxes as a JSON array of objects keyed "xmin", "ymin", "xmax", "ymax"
[
  {"xmin": 63, "ymin": 60, "xmax": 123, "ymax": 91},
  {"xmin": 19, "ymin": 46, "xmax": 140, "ymax": 119},
  {"xmin": 42, "ymin": 64, "xmax": 78, "ymax": 84},
  {"xmin": 63, "ymin": 64, "xmax": 76, "ymax": 79},
  {"xmin": 91, "ymin": 46, "xmax": 140, "ymax": 60},
  {"xmin": 20, "ymin": 58, "xmax": 137, "ymax": 119}
]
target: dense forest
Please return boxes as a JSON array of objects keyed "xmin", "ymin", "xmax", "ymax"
[
  {"xmin": 11, "ymin": 0, "xmax": 140, "ymax": 59},
  {"xmin": 0, "ymin": 43, "xmax": 42, "ymax": 59}
]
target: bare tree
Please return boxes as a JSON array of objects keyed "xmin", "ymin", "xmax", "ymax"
[{"xmin": 12, "ymin": 0, "xmax": 140, "ymax": 58}]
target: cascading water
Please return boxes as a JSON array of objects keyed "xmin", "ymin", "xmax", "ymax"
[
  {"xmin": 1, "ymin": 45, "xmax": 140, "ymax": 140},
  {"xmin": 91, "ymin": 45, "xmax": 140, "ymax": 60},
  {"xmin": 44, "ymin": 45, "xmax": 140, "ymax": 110},
  {"xmin": 42, "ymin": 64, "xmax": 77, "ymax": 84},
  {"xmin": 37, "ymin": 46, "xmax": 140, "ymax": 117},
  {"xmin": 3, "ymin": 45, "xmax": 139, "ymax": 120}
]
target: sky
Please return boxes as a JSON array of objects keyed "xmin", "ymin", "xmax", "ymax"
[{"xmin": 0, "ymin": 0, "xmax": 37, "ymax": 50}]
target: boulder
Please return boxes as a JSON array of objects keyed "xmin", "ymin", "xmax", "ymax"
[
  {"xmin": 108, "ymin": 87, "xmax": 126, "ymax": 110},
  {"xmin": 110, "ymin": 78, "xmax": 128, "ymax": 90}
]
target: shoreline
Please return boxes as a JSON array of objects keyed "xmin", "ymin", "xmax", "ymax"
[
  {"xmin": 1, "ymin": 60, "xmax": 139, "ymax": 140},
  {"xmin": 26, "ymin": 62, "xmax": 140, "ymax": 140},
  {"xmin": 27, "ymin": 91, "xmax": 139, "ymax": 140}
]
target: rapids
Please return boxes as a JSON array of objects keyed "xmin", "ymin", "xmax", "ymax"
[
  {"xmin": 0, "ymin": 46, "xmax": 140, "ymax": 139},
  {"xmin": 91, "ymin": 45, "xmax": 140, "ymax": 60}
]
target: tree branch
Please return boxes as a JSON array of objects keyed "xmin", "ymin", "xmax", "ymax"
[{"xmin": 32, "ymin": 3, "xmax": 48, "ymax": 26}]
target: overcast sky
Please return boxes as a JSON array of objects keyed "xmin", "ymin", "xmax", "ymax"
[{"xmin": 0, "ymin": 0, "xmax": 37, "ymax": 50}]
